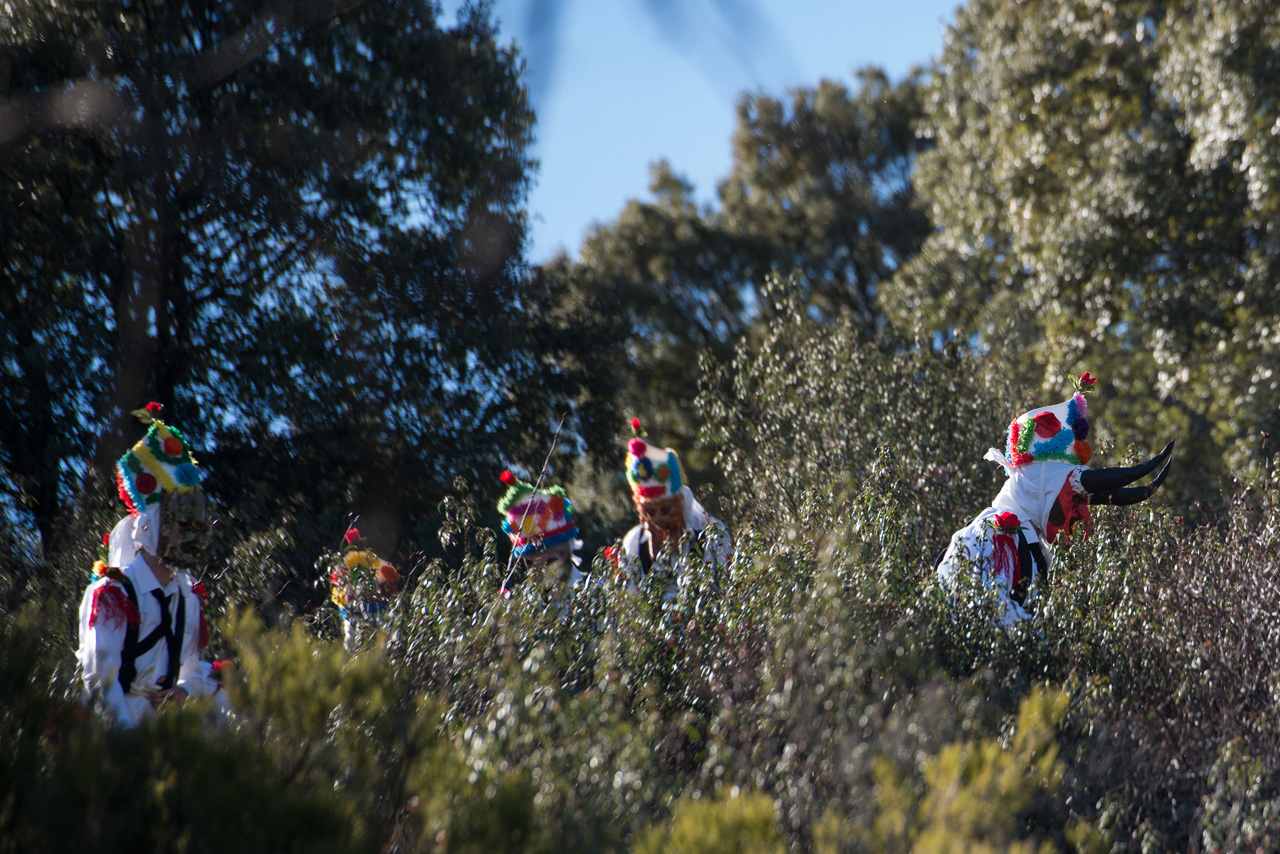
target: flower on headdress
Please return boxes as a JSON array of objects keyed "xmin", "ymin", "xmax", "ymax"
[
  {"xmin": 630, "ymin": 417, "xmax": 643, "ymax": 435},
  {"xmin": 500, "ymin": 469, "xmax": 516, "ymax": 486},
  {"xmin": 1072, "ymin": 372, "xmax": 1099, "ymax": 394},
  {"xmin": 344, "ymin": 528, "xmax": 361, "ymax": 545}
]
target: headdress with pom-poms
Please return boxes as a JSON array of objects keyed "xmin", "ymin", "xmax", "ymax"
[
  {"xmin": 624, "ymin": 418, "xmax": 683, "ymax": 502},
  {"xmin": 115, "ymin": 402, "xmax": 202, "ymax": 515},
  {"xmin": 1003, "ymin": 373, "xmax": 1098, "ymax": 468},
  {"xmin": 497, "ymin": 469, "xmax": 579, "ymax": 558},
  {"xmin": 328, "ymin": 525, "xmax": 400, "ymax": 616}
]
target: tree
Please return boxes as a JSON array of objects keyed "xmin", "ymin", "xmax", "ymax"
[
  {"xmin": 886, "ymin": 0, "xmax": 1280, "ymax": 497},
  {"xmin": 557, "ymin": 69, "xmax": 931, "ymax": 516},
  {"xmin": 0, "ymin": 1, "xmax": 600, "ymax": 565}
]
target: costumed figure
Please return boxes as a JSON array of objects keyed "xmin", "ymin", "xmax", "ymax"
[
  {"xmin": 328, "ymin": 526, "xmax": 400, "ymax": 652},
  {"xmin": 497, "ymin": 469, "xmax": 588, "ymax": 597},
  {"xmin": 619, "ymin": 418, "xmax": 733, "ymax": 597},
  {"xmin": 935, "ymin": 373, "xmax": 1174, "ymax": 625},
  {"xmin": 76, "ymin": 403, "xmax": 230, "ymax": 727}
]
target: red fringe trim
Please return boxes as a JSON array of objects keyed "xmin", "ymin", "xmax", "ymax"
[
  {"xmin": 991, "ymin": 533, "xmax": 1020, "ymax": 588},
  {"xmin": 198, "ymin": 611, "xmax": 210, "ymax": 649},
  {"xmin": 89, "ymin": 583, "xmax": 141, "ymax": 630},
  {"xmin": 115, "ymin": 469, "xmax": 138, "ymax": 514}
]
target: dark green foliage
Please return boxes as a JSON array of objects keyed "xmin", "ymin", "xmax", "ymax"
[
  {"xmin": 9, "ymin": 0, "xmax": 1280, "ymax": 851},
  {"xmin": 888, "ymin": 0, "xmax": 1280, "ymax": 504},
  {"xmin": 7, "ymin": 312, "xmax": 1280, "ymax": 851},
  {"xmin": 554, "ymin": 69, "xmax": 932, "ymax": 515},
  {"xmin": 0, "ymin": 0, "xmax": 610, "ymax": 573}
]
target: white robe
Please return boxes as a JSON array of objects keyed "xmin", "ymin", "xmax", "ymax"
[
  {"xmin": 76, "ymin": 553, "xmax": 219, "ymax": 727},
  {"xmin": 937, "ymin": 459, "xmax": 1085, "ymax": 625},
  {"xmin": 621, "ymin": 486, "xmax": 733, "ymax": 596}
]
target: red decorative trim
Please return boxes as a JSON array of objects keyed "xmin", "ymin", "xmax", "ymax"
[{"xmin": 89, "ymin": 583, "xmax": 141, "ymax": 630}]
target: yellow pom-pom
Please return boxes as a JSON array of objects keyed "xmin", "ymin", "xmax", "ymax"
[{"xmin": 343, "ymin": 550, "xmax": 372, "ymax": 569}]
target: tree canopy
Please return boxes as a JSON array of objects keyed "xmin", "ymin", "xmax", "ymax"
[
  {"xmin": 1, "ymin": 0, "xmax": 610, "ymax": 563},
  {"xmin": 888, "ymin": 0, "xmax": 1280, "ymax": 498}
]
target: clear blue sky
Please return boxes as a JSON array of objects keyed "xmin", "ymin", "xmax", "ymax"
[{"xmin": 445, "ymin": 0, "xmax": 962, "ymax": 262}]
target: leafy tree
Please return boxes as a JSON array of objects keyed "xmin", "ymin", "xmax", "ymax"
[
  {"xmin": 887, "ymin": 0, "xmax": 1280, "ymax": 498},
  {"xmin": 558, "ymin": 69, "xmax": 931, "ymax": 517},
  {"xmin": 0, "ymin": 1, "xmax": 606, "ymax": 570}
]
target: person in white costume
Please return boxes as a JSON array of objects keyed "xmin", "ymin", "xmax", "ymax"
[
  {"xmin": 936, "ymin": 373, "xmax": 1174, "ymax": 625},
  {"xmin": 77, "ymin": 403, "xmax": 228, "ymax": 726},
  {"xmin": 618, "ymin": 418, "xmax": 732, "ymax": 596}
]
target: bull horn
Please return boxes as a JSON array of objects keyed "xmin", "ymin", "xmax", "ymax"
[
  {"xmin": 1079, "ymin": 439, "xmax": 1175, "ymax": 494},
  {"xmin": 1088, "ymin": 456, "xmax": 1173, "ymax": 506}
]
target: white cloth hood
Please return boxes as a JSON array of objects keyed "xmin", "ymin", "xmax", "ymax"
[
  {"xmin": 983, "ymin": 451, "xmax": 1083, "ymax": 540},
  {"xmin": 107, "ymin": 504, "xmax": 162, "ymax": 567}
]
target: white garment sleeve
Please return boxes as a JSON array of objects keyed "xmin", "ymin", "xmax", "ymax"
[{"xmin": 76, "ymin": 582, "xmax": 136, "ymax": 727}]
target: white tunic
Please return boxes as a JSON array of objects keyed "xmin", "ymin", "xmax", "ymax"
[
  {"xmin": 620, "ymin": 487, "xmax": 733, "ymax": 595},
  {"xmin": 937, "ymin": 460, "xmax": 1084, "ymax": 625},
  {"xmin": 76, "ymin": 554, "xmax": 217, "ymax": 727}
]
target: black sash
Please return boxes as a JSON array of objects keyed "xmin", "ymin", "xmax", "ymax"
[
  {"xmin": 1010, "ymin": 530, "xmax": 1049, "ymax": 605},
  {"xmin": 117, "ymin": 577, "xmax": 186, "ymax": 692}
]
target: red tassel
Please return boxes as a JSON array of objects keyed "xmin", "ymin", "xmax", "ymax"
[
  {"xmin": 991, "ymin": 533, "xmax": 1021, "ymax": 588},
  {"xmin": 89, "ymin": 583, "xmax": 141, "ymax": 630}
]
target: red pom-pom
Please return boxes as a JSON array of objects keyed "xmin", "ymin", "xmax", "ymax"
[
  {"xmin": 344, "ymin": 528, "xmax": 360, "ymax": 545},
  {"xmin": 629, "ymin": 438, "xmax": 647, "ymax": 456},
  {"xmin": 1032, "ymin": 411, "xmax": 1062, "ymax": 438},
  {"xmin": 500, "ymin": 469, "xmax": 516, "ymax": 485},
  {"xmin": 630, "ymin": 417, "xmax": 642, "ymax": 434},
  {"xmin": 144, "ymin": 401, "xmax": 163, "ymax": 414}
]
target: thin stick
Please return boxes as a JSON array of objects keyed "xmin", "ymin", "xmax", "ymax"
[{"xmin": 487, "ymin": 412, "xmax": 570, "ymax": 621}]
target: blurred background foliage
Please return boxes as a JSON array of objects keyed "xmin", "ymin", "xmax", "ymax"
[{"xmin": 5, "ymin": 0, "xmax": 1280, "ymax": 851}]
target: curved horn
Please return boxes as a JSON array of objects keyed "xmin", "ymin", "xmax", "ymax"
[
  {"xmin": 1079, "ymin": 440, "xmax": 1175, "ymax": 494},
  {"xmin": 1089, "ymin": 456, "xmax": 1173, "ymax": 506}
]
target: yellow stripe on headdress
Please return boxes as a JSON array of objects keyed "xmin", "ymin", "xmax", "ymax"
[{"xmin": 131, "ymin": 442, "xmax": 179, "ymax": 493}]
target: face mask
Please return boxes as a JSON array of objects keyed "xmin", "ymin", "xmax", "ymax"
[
  {"xmin": 162, "ymin": 489, "xmax": 211, "ymax": 571},
  {"xmin": 1045, "ymin": 479, "xmax": 1092, "ymax": 547}
]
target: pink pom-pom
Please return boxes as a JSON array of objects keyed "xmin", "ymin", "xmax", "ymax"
[
  {"xmin": 500, "ymin": 469, "xmax": 516, "ymax": 485},
  {"xmin": 629, "ymin": 438, "xmax": 647, "ymax": 456}
]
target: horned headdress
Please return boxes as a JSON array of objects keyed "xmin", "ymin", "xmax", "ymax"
[
  {"xmin": 939, "ymin": 372, "xmax": 1174, "ymax": 625},
  {"xmin": 984, "ymin": 372, "xmax": 1173, "ymax": 546}
]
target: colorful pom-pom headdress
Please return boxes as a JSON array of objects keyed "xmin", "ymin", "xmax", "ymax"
[
  {"xmin": 115, "ymin": 403, "xmax": 201, "ymax": 515},
  {"xmin": 329, "ymin": 526, "xmax": 399, "ymax": 616},
  {"xmin": 624, "ymin": 418, "xmax": 683, "ymax": 503},
  {"xmin": 497, "ymin": 470, "xmax": 579, "ymax": 558},
  {"xmin": 1001, "ymin": 373, "xmax": 1098, "ymax": 468}
]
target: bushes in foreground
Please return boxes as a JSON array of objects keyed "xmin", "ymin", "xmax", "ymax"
[{"xmin": 4, "ymin": 306, "xmax": 1280, "ymax": 852}]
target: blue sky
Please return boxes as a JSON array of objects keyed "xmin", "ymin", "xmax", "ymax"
[{"xmin": 446, "ymin": 0, "xmax": 963, "ymax": 262}]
